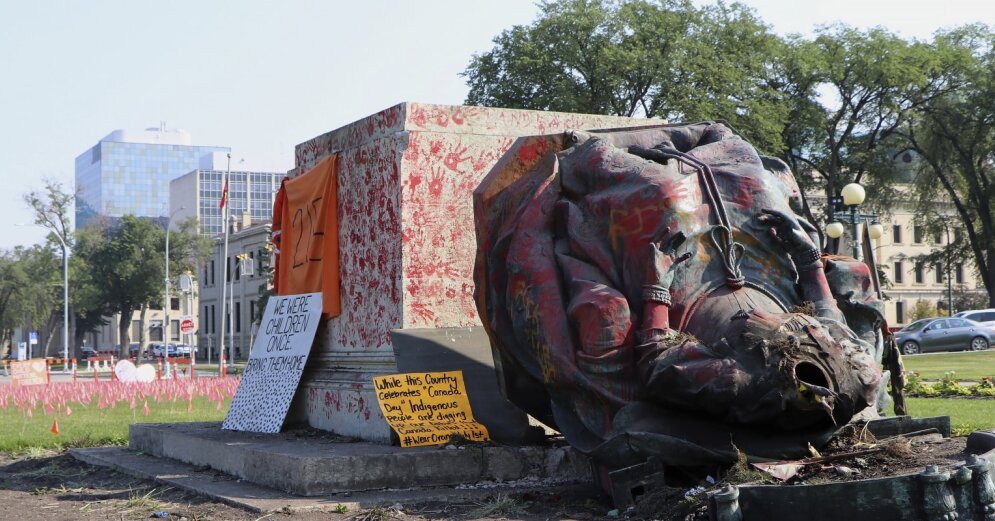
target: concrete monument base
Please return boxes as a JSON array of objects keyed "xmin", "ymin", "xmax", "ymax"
[{"xmin": 90, "ymin": 422, "xmax": 589, "ymax": 500}]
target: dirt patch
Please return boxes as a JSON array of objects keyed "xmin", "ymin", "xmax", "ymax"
[
  {"xmin": 0, "ymin": 451, "xmax": 614, "ymax": 521},
  {"xmin": 0, "ymin": 452, "xmax": 277, "ymax": 520}
]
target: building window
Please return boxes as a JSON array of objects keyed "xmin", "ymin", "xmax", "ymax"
[
  {"xmin": 235, "ymin": 258, "xmax": 241, "ymax": 281},
  {"xmin": 892, "ymin": 225, "xmax": 902, "ymax": 244},
  {"xmin": 225, "ymin": 310, "xmax": 230, "ymax": 333},
  {"xmin": 150, "ymin": 324, "xmax": 163, "ymax": 342},
  {"xmin": 956, "ymin": 263, "xmax": 964, "ymax": 284},
  {"xmin": 210, "ymin": 305, "xmax": 216, "ymax": 334},
  {"xmin": 204, "ymin": 305, "xmax": 210, "ymax": 335},
  {"xmin": 914, "ymin": 225, "xmax": 924, "ymax": 244},
  {"xmin": 935, "ymin": 263, "xmax": 944, "ymax": 283},
  {"xmin": 210, "ymin": 260, "xmax": 216, "ymax": 286},
  {"xmin": 914, "ymin": 262, "xmax": 924, "ymax": 284},
  {"xmin": 235, "ymin": 302, "xmax": 241, "ymax": 333},
  {"xmin": 896, "ymin": 301, "xmax": 905, "ymax": 324},
  {"xmin": 131, "ymin": 320, "xmax": 141, "ymax": 340},
  {"xmin": 250, "ymin": 300, "xmax": 257, "ymax": 323},
  {"xmin": 934, "ymin": 231, "xmax": 943, "ymax": 244},
  {"xmin": 170, "ymin": 297, "xmax": 180, "ymax": 311},
  {"xmin": 226, "ymin": 257, "xmax": 232, "ymax": 282},
  {"xmin": 171, "ymin": 320, "xmax": 179, "ymax": 341},
  {"xmin": 954, "ymin": 228, "xmax": 963, "ymax": 242},
  {"xmin": 893, "ymin": 261, "xmax": 904, "ymax": 284}
]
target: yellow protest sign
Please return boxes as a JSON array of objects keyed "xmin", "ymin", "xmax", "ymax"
[
  {"xmin": 373, "ymin": 370, "xmax": 490, "ymax": 447},
  {"xmin": 10, "ymin": 360, "xmax": 49, "ymax": 386}
]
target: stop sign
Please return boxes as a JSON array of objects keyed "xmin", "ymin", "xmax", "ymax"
[{"xmin": 180, "ymin": 316, "xmax": 195, "ymax": 334}]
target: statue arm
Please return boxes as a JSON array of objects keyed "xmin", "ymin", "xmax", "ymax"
[
  {"xmin": 637, "ymin": 230, "xmax": 692, "ymax": 341},
  {"xmin": 757, "ymin": 208, "xmax": 844, "ymax": 322}
]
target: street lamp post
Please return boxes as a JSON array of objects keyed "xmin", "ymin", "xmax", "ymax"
[
  {"xmin": 164, "ymin": 206, "xmax": 185, "ymax": 359},
  {"xmin": 54, "ymin": 234, "xmax": 69, "ymax": 369},
  {"xmin": 825, "ymin": 183, "xmax": 883, "ymax": 260}
]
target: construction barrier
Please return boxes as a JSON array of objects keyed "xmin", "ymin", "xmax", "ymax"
[{"xmin": 44, "ymin": 358, "xmax": 78, "ymax": 382}]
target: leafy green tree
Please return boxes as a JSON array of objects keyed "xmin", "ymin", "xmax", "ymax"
[
  {"xmin": 17, "ymin": 245, "xmax": 63, "ymax": 356},
  {"xmin": 908, "ymin": 299, "xmax": 940, "ymax": 322},
  {"xmin": 76, "ymin": 216, "xmax": 162, "ymax": 356},
  {"xmin": 785, "ymin": 25, "xmax": 952, "ymax": 218},
  {"xmin": 76, "ymin": 215, "xmax": 210, "ymax": 357},
  {"xmin": 897, "ymin": 25, "xmax": 995, "ymax": 305},
  {"xmin": 463, "ymin": 0, "xmax": 792, "ymax": 153},
  {"xmin": 23, "ymin": 180, "xmax": 76, "ymax": 356},
  {"xmin": 0, "ymin": 250, "xmax": 30, "ymax": 355},
  {"xmin": 953, "ymin": 285, "xmax": 988, "ymax": 312}
]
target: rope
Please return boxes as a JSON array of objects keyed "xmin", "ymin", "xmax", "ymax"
[{"xmin": 636, "ymin": 145, "xmax": 745, "ymax": 289}]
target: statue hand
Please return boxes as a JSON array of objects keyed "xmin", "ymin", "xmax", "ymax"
[
  {"xmin": 646, "ymin": 228, "xmax": 693, "ymax": 291},
  {"xmin": 758, "ymin": 208, "xmax": 818, "ymax": 259}
]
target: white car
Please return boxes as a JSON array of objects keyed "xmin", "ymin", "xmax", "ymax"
[
  {"xmin": 152, "ymin": 343, "xmax": 193, "ymax": 358},
  {"xmin": 954, "ymin": 309, "xmax": 995, "ymax": 327}
]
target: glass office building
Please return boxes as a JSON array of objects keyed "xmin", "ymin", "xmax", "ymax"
[
  {"xmin": 169, "ymin": 153, "xmax": 284, "ymax": 236},
  {"xmin": 75, "ymin": 128, "xmax": 230, "ymax": 229}
]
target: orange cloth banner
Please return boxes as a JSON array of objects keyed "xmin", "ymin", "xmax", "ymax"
[{"xmin": 272, "ymin": 155, "xmax": 340, "ymax": 318}]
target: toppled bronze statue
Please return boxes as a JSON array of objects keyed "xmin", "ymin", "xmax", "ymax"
[{"xmin": 474, "ymin": 122, "xmax": 885, "ymax": 475}]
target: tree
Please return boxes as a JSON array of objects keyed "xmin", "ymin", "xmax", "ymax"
[
  {"xmin": 0, "ymin": 250, "xmax": 30, "ymax": 355},
  {"xmin": 953, "ymin": 284, "xmax": 988, "ymax": 312},
  {"xmin": 76, "ymin": 215, "xmax": 210, "ymax": 357},
  {"xmin": 785, "ymin": 25, "xmax": 952, "ymax": 218},
  {"xmin": 898, "ymin": 25, "xmax": 995, "ymax": 306},
  {"xmin": 908, "ymin": 299, "xmax": 940, "ymax": 322},
  {"xmin": 463, "ymin": 0, "xmax": 792, "ymax": 153},
  {"xmin": 17, "ymin": 245, "xmax": 62, "ymax": 356},
  {"xmin": 76, "ymin": 217, "xmax": 160, "ymax": 355},
  {"xmin": 23, "ymin": 180, "xmax": 75, "ymax": 356}
]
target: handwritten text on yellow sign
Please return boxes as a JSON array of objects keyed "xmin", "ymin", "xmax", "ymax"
[{"xmin": 373, "ymin": 371, "xmax": 489, "ymax": 447}]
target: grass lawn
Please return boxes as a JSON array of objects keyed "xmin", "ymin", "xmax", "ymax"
[
  {"xmin": 0, "ymin": 396, "xmax": 230, "ymax": 454},
  {"xmin": 905, "ymin": 397, "xmax": 995, "ymax": 436},
  {"xmin": 900, "ymin": 350, "xmax": 995, "ymax": 381}
]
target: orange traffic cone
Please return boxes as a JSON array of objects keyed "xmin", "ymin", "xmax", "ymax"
[{"xmin": 51, "ymin": 417, "xmax": 60, "ymax": 436}]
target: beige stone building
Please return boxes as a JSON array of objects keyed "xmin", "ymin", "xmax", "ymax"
[
  {"xmin": 197, "ymin": 221, "xmax": 272, "ymax": 362},
  {"xmin": 810, "ymin": 188, "xmax": 984, "ymax": 329}
]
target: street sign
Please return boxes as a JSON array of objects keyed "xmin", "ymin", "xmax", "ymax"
[
  {"xmin": 180, "ymin": 316, "xmax": 195, "ymax": 334},
  {"xmin": 29, "ymin": 331, "xmax": 38, "ymax": 345},
  {"xmin": 17, "ymin": 342, "xmax": 27, "ymax": 361}
]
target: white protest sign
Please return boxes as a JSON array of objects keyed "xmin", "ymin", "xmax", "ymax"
[{"xmin": 223, "ymin": 292, "xmax": 322, "ymax": 433}]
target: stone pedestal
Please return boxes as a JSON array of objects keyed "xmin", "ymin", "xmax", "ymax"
[{"xmin": 291, "ymin": 103, "xmax": 651, "ymax": 440}]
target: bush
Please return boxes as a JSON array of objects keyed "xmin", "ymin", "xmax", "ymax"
[{"xmin": 902, "ymin": 371, "xmax": 995, "ymax": 398}]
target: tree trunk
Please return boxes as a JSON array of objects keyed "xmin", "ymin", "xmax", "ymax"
[
  {"xmin": 42, "ymin": 313, "xmax": 58, "ymax": 357},
  {"xmin": 73, "ymin": 325, "xmax": 86, "ymax": 359},
  {"xmin": 117, "ymin": 305, "xmax": 134, "ymax": 358}
]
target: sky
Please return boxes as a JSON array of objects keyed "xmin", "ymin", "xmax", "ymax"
[{"xmin": 1, "ymin": 0, "xmax": 992, "ymax": 249}]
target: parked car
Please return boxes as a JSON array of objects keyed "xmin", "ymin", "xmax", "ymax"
[
  {"xmin": 894, "ymin": 317, "xmax": 995, "ymax": 355},
  {"xmin": 78, "ymin": 347, "xmax": 97, "ymax": 360},
  {"xmin": 151, "ymin": 343, "xmax": 192, "ymax": 358},
  {"xmin": 954, "ymin": 309, "xmax": 995, "ymax": 326}
]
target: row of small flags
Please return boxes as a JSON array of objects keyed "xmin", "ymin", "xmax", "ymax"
[{"xmin": 1, "ymin": 377, "xmax": 239, "ymax": 435}]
